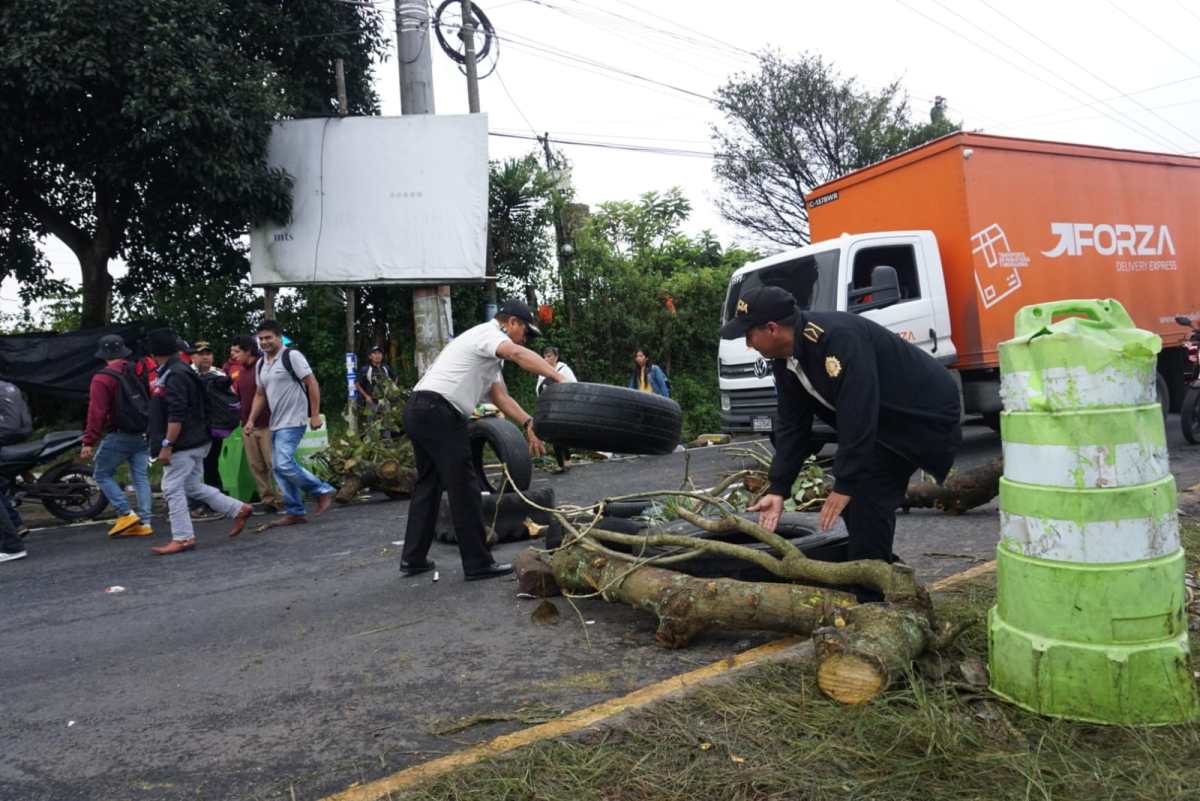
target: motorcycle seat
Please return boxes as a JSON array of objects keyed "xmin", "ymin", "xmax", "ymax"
[
  {"xmin": 43, "ymin": 430, "xmax": 82, "ymax": 446},
  {"xmin": 0, "ymin": 441, "xmax": 45, "ymax": 462}
]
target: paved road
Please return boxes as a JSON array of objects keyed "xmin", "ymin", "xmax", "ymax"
[{"xmin": 2, "ymin": 421, "xmax": 1197, "ymax": 801}]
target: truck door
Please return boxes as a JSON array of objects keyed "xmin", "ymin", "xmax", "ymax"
[{"xmin": 846, "ymin": 236, "xmax": 944, "ymax": 359}]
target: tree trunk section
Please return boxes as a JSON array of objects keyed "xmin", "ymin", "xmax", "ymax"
[
  {"xmin": 550, "ymin": 543, "xmax": 857, "ymax": 648},
  {"xmin": 333, "ymin": 459, "xmax": 415, "ymax": 503},
  {"xmin": 79, "ymin": 248, "xmax": 113, "ymax": 328},
  {"xmin": 902, "ymin": 457, "xmax": 1002, "ymax": 515},
  {"xmin": 813, "ymin": 604, "xmax": 933, "ymax": 704}
]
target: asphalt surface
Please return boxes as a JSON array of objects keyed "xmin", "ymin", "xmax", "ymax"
[{"xmin": 2, "ymin": 421, "xmax": 1199, "ymax": 801}]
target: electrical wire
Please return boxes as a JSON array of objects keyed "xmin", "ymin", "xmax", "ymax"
[
  {"xmin": 606, "ymin": 0, "xmax": 757, "ymax": 59},
  {"xmin": 494, "ymin": 67, "xmax": 538, "ymax": 135},
  {"xmin": 897, "ymin": 0, "xmax": 1186, "ymax": 153},
  {"xmin": 986, "ymin": 72, "xmax": 1200, "ymax": 129},
  {"xmin": 489, "ymin": 130, "xmax": 715, "ymax": 158},
  {"xmin": 1106, "ymin": 0, "xmax": 1200, "ymax": 69},
  {"xmin": 979, "ymin": 1, "xmax": 1200, "ymax": 147}
]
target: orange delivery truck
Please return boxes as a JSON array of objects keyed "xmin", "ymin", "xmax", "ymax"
[{"xmin": 717, "ymin": 132, "xmax": 1197, "ymax": 434}]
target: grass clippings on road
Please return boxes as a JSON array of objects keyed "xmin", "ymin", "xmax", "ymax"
[{"xmin": 394, "ymin": 525, "xmax": 1200, "ymax": 801}]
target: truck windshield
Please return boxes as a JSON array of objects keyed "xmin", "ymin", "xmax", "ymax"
[{"xmin": 722, "ymin": 249, "xmax": 840, "ymax": 323}]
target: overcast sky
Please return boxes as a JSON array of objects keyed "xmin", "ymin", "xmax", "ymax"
[{"xmin": 11, "ymin": 0, "xmax": 1200, "ymax": 314}]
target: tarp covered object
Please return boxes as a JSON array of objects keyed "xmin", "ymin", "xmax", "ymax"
[
  {"xmin": 250, "ymin": 114, "xmax": 488, "ymax": 287},
  {"xmin": 0, "ymin": 322, "xmax": 159, "ymax": 401}
]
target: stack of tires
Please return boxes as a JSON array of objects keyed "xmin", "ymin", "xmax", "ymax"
[{"xmin": 989, "ymin": 299, "xmax": 1199, "ymax": 725}]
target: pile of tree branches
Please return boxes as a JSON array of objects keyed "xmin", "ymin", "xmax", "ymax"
[{"xmin": 311, "ymin": 382, "xmax": 416, "ymax": 502}]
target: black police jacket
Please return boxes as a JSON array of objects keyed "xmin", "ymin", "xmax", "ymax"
[
  {"xmin": 148, "ymin": 358, "xmax": 211, "ymax": 457},
  {"xmin": 767, "ymin": 311, "xmax": 962, "ymax": 498}
]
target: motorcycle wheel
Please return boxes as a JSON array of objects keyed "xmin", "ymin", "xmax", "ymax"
[
  {"xmin": 39, "ymin": 462, "xmax": 109, "ymax": 521},
  {"xmin": 1182, "ymin": 388, "xmax": 1200, "ymax": 445}
]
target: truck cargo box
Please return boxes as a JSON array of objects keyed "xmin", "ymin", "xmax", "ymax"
[{"xmin": 806, "ymin": 133, "xmax": 1198, "ymax": 369}]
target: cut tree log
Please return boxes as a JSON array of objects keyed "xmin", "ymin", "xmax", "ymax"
[
  {"xmin": 549, "ymin": 542, "xmax": 858, "ymax": 648},
  {"xmin": 902, "ymin": 457, "xmax": 1003, "ymax": 515},
  {"xmin": 813, "ymin": 604, "xmax": 934, "ymax": 704},
  {"xmin": 333, "ymin": 458, "xmax": 416, "ymax": 503}
]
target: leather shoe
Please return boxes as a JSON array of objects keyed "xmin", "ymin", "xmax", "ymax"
[
  {"xmin": 464, "ymin": 562, "xmax": 513, "ymax": 581},
  {"xmin": 314, "ymin": 492, "xmax": 334, "ymax": 517},
  {"xmin": 228, "ymin": 504, "xmax": 254, "ymax": 538},
  {"xmin": 400, "ymin": 559, "xmax": 435, "ymax": 577},
  {"xmin": 151, "ymin": 538, "xmax": 195, "ymax": 555}
]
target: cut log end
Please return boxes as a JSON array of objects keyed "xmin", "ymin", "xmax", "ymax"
[{"xmin": 816, "ymin": 653, "xmax": 887, "ymax": 704}]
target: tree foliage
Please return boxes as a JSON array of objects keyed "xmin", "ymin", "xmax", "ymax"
[
  {"xmin": 489, "ymin": 154, "xmax": 557, "ymax": 306},
  {"xmin": 0, "ymin": 0, "xmax": 389, "ymax": 327},
  {"xmin": 711, "ymin": 51, "xmax": 961, "ymax": 247}
]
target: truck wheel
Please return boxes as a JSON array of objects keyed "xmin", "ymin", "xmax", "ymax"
[
  {"xmin": 1156, "ymin": 372, "xmax": 1170, "ymax": 419},
  {"xmin": 1182, "ymin": 388, "xmax": 1200, "ymax": 445},
  {"xmin": 534, "ymin": 382, "xmax": 682, "ymax": 455},
  {"xmin": 435, "ymin": 487, "xmax": 556, "ymax": 544},
  {"xmin": 469, "ymin": 416, "xmax": 532, "ymax": 493}
]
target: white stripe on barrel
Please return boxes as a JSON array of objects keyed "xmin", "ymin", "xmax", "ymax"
[
  {"xmin": 1000, "ymin": 511, "xmax": 1180, "ymax": 563},
  {"xmin": 1001, "ymin": 366, "xmax": 1156, "ymax": 411},
  {"xmin": 1002, "ymin": 441, "xmax": 1169, "ymax": 488}
]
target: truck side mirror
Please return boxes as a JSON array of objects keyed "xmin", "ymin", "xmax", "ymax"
[
  {"xmin": 1175, "ymin": 315, "xmax": 1194, "ymax": 327},
  {"xmin": 848, "ymin": 265, "xmax": 902, "ymax": 311}
]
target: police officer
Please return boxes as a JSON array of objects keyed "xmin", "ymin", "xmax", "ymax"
[
  {"xmin": 400, "ymin": 300, "xmax": 565, "ymax": 581},
  {"xmin": 720, "ymin": 286, "xmax": 961, "ymax": 600}
]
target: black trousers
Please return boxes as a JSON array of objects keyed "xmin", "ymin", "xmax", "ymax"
[
  {"xmin": 0, "ymin": 499, "xmax": 22, "ymax": 554},
  {"xmin": 203, "ymin": 436, "xmax": 224, "ymax": 490},
  {"xmin": 839, "ymin": 446, "xmax": 916, "ymax": 602},
  {"xmin": 401, "ymin": 392, "xmax": 492, "ymax": 572}
]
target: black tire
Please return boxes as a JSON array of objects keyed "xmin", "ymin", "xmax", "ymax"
[
  {"xmin": 534, "ymin": 382, "xmax": 682, "ymax": 455},
  {"xmin": 1156, "ymin": 372, "xmax": 1170, "ymax": 419},
  {"xmin": 1182, "ymin": 387, "xmax": 1200, "ymax": 445},
  {"xmin": 601, "ymin": 499, "xmax": 655, "ymax": 519},
  {"xmin": 436, "ymin": 486, "xmax": 556, "ymax": 544},
  {"xmin": 597, "ymin": 512, "xmax": 849, "ymax": 582},
  {"xmin": 469, "ymin": 416, "xmax": 532, "ymax": 493},
  {"xmin": 39, "ymin": 462, "xmax": 109, "ymax": 522}
]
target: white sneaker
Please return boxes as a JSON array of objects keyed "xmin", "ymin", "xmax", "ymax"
[{"xmin": 0, "ymin": 550, "xmax": 28, "ymax": 563}]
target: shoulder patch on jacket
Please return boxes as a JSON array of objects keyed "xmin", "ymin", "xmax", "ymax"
[{"xmin": 802, "ymin": 321, "xmax": 824, "ymax": 343}]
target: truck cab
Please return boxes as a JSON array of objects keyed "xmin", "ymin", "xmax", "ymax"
[{"xmin": 718, "ymin": 231, "xmax": 956, "ymax": 434}]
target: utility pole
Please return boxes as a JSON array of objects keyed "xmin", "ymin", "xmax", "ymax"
[
  {"xmin": 539, "ymin": 133, "xmax": 572, "ymax": 324},
  {"xmin": 264, "ymin": 286, "xmax": 276, "ymax": 319},
  {"xmin": 460, "ymin": 0, "xmax": 495, "ymax": 319},
  {"xmin": 336, "ymin": 58, "xmax": 359, "ymax": 434},
  {"xmin": 397, "ymin": 0, "xmax": 453, "ymax": 376}
]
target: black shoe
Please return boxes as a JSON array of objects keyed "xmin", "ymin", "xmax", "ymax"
[
  {"xmin": 464, "ymin": 562, "xmax": 514, "ymax": 581},
  {"xmin": 400, "ymin": 559, "xmax": 436, "ymax": 577}
]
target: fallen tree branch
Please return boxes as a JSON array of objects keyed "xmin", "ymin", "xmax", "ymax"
[
  {"xmin": 902, "ymin": 458, "xmax": 1002, "ymax": 515},
  {"xmin": 813, "ymin": 604, "xmax": 935, "ymax": 704}
]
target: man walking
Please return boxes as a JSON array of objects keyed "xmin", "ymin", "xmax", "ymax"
[
  {"xmin": 721, "ymin": 286, "xmax": 961, "ymax": 601},
  {"xmin": 0, "ymin": 504, "xmax": 24, "ymax": 563},
  {"xmin": 80, "ymin": 334, "xmax": 154, "ymax": 538},
  {"xmin": 229, "ymin": 335, "xmax": 279, "ymax": 512},
  {"xmin": 244, "ymin": 321, "xmax": 334, "ymax": 526},
  {"xmin": 401, "ymin": 300, "xmax": 564, "ymax": 581},
  {"xmin": 146, "ymin": 329, "xmax": 252, "ymax": 554}
]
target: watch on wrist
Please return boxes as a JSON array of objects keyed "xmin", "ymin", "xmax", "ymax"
[
  {"xmin": 522, "ymin": 418, "xmax": 534, "ymax": 432},
  {"xmin": 161, "ymin": 439, "xmax": 174, "ymax": 448}
]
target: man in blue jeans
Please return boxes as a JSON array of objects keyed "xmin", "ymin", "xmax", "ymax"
[
  {"xmin": 80, "ymin": 335, "xmax": 153, "ymax": 537},
  {"xmin": 243, "ymin": 321, "xmax": 334, "ymax": 528}
]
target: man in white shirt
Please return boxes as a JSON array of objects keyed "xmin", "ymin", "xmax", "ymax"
[{"xmin": 401, "ymin": 300, "xmax": 565, "ymax": 581}]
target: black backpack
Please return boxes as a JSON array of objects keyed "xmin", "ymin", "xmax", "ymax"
[
  {"xmin": 257, "ymin": 348, "xmax": 309, "ymax": 402},
  {"xmin": 198, "ymin": 371, "xmax": 241, "ymax": 432},
  {"xmin": 100, "ymin": 363, "xmax": 150, "ymax": 434}
]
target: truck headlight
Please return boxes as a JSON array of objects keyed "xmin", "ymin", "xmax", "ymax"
[{"xmin": 720, "ymin": 393, "xmax": 731, "ymax": 412}]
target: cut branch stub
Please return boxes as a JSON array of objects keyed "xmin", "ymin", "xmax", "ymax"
[{"xmin": 813, "ymin": 604, "xmax": 933, "ymax": 704}]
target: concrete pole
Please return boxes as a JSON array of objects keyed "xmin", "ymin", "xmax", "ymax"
[
  {"xmin": 396, "ymin": 0, "xmax": 453, "ymax": 375},
  {"xmin": 336, "ymin": 58, "xmax": 358, "ymax": 434},
  {"xmin": 460, "ymin": 0, "xmax": 495, "ymax": 318}
]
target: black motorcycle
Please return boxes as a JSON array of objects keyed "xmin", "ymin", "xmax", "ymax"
[
  {"xmin": 1178, "ymin": 315, "xmax": 1200, "ymax": 444},
  {"xmin": 0, "ymin": 431, "xmax": 109, "ymax": 522}
]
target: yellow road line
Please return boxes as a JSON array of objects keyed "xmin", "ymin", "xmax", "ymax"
[
  {"xmin": 319, "ymin": 636, "xmax": 803, "ymax": 801},
  {"xmin": 320, "ymin": 558, "xmax": 998, "ymax": 801}
]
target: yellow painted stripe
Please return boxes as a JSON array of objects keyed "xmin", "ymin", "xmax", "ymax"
[
  {"xmin": 320, "ymin": 560, "xmax": 998, "ymax": 801},
  {"xmin": 319, "ymin": 636, "xmax": 803, "ymax": 801}
]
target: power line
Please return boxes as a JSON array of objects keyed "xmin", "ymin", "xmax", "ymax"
[
  {"xmin": 897, "ymin": 0, "xmax": 1186, "ymax": 153},
  {"xmin": 991, "ymin": 72, "xmax": 1200, "ymax": 128},
  {"xmin": 979, "ymin": 0, "xmax": 1200, "ymax": 147},
  {"xmin": 606, "ymin": 0, "xmax": 757, "ymax": 59},
  {"xmin": 494, "ymin": 67, "xmax": 538, "ymax": 135},
  {"xmin": 1106, "ymin": 0, "xmax": 1200, "ymax": 69},
  {"xmin": 489, "ymin": 131, "xmax": 714, "ymax": 158}
]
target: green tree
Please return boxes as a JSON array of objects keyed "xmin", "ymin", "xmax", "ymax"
[
  {"xmin": 0, "ymin": 0, "xmax": 388, "ymax": 327},
  {"xmin": 711, "ymin": 51, "xmax": 960, "ymax": 247},
  {"xmin": 489, "ymin": 154, "xmax": 556, "ymax": 306}
]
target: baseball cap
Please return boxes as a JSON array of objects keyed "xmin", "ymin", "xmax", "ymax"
[
  {"xmin": 94, "ymin": 334, "xmax": 131, "ymax": 361},
  {"xmin": 368, "ymin": 345, "xmax": 384, "ymax": 354},
  {"xmin": 147, "ymin": 328, "xmax": 181, "ymax": 357},
  {"xmin": 190, "ymin": 340, "xmax": 213, "ymax": 354},
  {"xmin": 719, "ymin": 286, "xmax": 799, "ymax": 339},
  {"xmin": 497, "ymin": 300, "xmax": 542, "ymax": 339}
]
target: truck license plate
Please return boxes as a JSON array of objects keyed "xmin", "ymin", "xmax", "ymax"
[{"xmin": 752, "ymin": 416, "xmax": 773, "ymax": 432}]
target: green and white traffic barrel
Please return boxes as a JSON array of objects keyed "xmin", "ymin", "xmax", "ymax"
[{"xmin": 990, "ymin": 299, "xmax": 1199, "ymax": 725}]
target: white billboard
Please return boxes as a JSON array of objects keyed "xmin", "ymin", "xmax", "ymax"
[{"xmin": 250, "ymin": 114, "xmax": 488, "ymax": 286}]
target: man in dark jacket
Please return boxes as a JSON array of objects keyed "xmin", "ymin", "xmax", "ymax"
[
  {"xmin": 721, "ymin": 286, "xmax": 961, "ymax": 600},
  {"xmin": 146, "ymin": 328, "xmax": 252, "ymax": 554}
]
